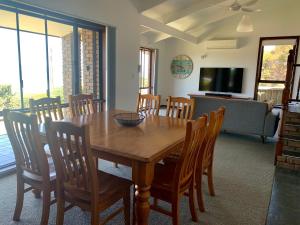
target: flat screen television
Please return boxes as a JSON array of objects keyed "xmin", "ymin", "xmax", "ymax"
[{"xmin": 199, "ymin": 67, "xmax": 243, "ymax": 93}]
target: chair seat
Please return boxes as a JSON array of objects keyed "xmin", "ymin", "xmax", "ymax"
[
  {"xmin": 64, "ymin": 171, "xmax": 132, "ymax": 210},
  {"xmin": 22, "ymin": 158, "xmax": 56, "ymax": 189}
]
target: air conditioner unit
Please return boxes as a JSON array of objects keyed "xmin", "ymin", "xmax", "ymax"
[{"xmin": 205, "ymin": 39, "xmax": 238, "ymax": 49}]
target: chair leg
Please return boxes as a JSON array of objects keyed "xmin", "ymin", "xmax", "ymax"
[
  {"xmin": 13, "ymin": 177, "xmax": 24, "ymax": 221},
  {"xmin": 207, "ymin": 164, "xmax": 215, "ymax": 196},
  {"xmin": 132, "ymin": 185, "xmax": 137, "ymax": 225},
  {"xmin": 56, "ymin": 192, "xmax": 65, "ymax": 225},
  {"xmin": 153, "ymin": 198, "xmax": 158, "ymax": 207},
  {"xmin": 123, "ymin": 189, "xmax": 131, "ymax": 225},
  {"xmin": 171, "ymin": 197, "xmax": 180, "ymax": 225},
  {"xmin": 188, "ymin": 185, "xmax": 198, "ymax": 222},
  {"xmin": 40, "ymin": 189, "xmax": 51, "ymax": 225},
  {"xmin": 91, "ymin": 210, "xmax": 100, "ymax": 225},
  {"xmin": 196, "ymin": 176, "xmax": 205, "ymax": 212}
]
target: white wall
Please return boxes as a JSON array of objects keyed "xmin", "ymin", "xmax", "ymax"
[
  {"xmin": 18, "ymin": 0, "xmax": 140, "ymax": 110},
  {"xmin": 154, "ymin": 0, "xmax": 300, "ymax": 102}
]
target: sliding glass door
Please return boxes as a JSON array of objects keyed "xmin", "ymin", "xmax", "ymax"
[
  {"xmin": 0, "ymin": 1, "xmax": 105, "ymax": 172},
  {"xmin": 0, "ymin": 9, "xmax": 21, "ymax": 110},
  {"xmin": 0, "ymin": 3, "xmax": 104, "ymax": 111},
  {"xmin": 47, "ymin": 21, "xmax": 74, "ymax": 102},
  {"xmin": 19, "ymin": 14, "xmax": 48, "ymax": 107}
]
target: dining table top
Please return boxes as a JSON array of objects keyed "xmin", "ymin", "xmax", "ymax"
[{"xmin": 57, "ymin": 110, "xmax": 188, "ymax": 163}]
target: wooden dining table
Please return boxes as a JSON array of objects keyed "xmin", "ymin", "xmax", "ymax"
[{"xmin": 44, "ymin": 109, "xmax": 188, "ymax": 225}]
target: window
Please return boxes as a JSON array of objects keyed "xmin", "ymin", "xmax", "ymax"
[
  {"xmin": 139, "ymin": 47, "xmax": 157, "ymax": 95},
  {"xmin": 255, "ymin": 37, "xmax": 299, "ymax": 105},
  {"xmin": 0, "ymin": 1, "xmax": 105, "ymax": 111},
  {"xmin": 0, "ymin": 1, "xmax": 105, "ymax": 172},
  {"xmin": 0, "ymin": 9, "xmax": 21, "ymax": 109},
  {"xmin": 47, "ymin": 21, "xmax": 73, "ymax": 102}
]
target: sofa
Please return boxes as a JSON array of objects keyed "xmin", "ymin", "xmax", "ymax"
[{"xmin": 191, "ymin": 95, "xmax": 279, "ymax": 141}]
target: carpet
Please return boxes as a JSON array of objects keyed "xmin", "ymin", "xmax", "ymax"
[{"xmin": 0, "ymin": 133, "xmax": 275, "ymax": 225}]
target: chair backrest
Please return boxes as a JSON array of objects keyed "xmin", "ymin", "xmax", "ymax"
[
  {"xmin": 166, "ymin": 96, "xmax": 195, "ymax": 120},
  {"xmin": 68, "ymin": 94, "xmax": 95, "ymax": 117},
  {"xmin": 202, "ymin": 107, "xmax": 225, "ymax": 169},
  {"xmin": 172, "ymin": 116, "xmax": 207, "ymax": 192},
  {"xmin": 29, "ymin": 96, "xmax": 64, "ymax": 124},
  {"xmin": 136, "ymin": 93, "xmax": 161, "ymax": 116},
  {"xmin": 45, "ymin": 119, "xmax": 98, "ymax": 199},
  {"xmin": 3, "ymin": 110, "xmax": 49, "ymax": 178}
]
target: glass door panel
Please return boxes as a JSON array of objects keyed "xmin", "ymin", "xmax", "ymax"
[
  {"xmin": 0, "ymin": 9, "xmax": 17, "ymax": 169},
  {"xmin": 257, "ymin": 83, "xmax": 285, "ymax": 105},
  {"xmin": 0, "ymin": 10, "xmax": 21, "ymax": 110},
  {"xmin": 261, "ymin": 45, "xmax": 293, "ymax": 81},
  {"xmin": 19, "ymin": 14, "xmax": 47, "ymax": 107},
  {"xmin": 47, "ymin": 20, "xmax": 73, "ymax": 103},
  {"xmin": 139, "ymin": 48, "xmax": 153, "ymax": 94},
  {"xmin": 257, "ymin": 44, "xmax": 294, "ymax": 105},
  {"xmin": 78, "ymin": 27, "xmax": 100, "ymax": 98}
]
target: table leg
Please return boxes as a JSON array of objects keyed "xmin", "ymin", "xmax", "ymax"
[{"xmin": 132, "ymin": 162, "xmax": 154, "ymax": 225}]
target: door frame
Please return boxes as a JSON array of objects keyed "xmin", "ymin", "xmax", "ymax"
[{"xmin": 254, "ymin": 36, "xmax": 300, "ymax": 100}]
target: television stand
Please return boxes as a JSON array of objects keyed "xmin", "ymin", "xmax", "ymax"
[{"xmin": 205, "ymin": 93, "xmax": 232, "ymax": 98}]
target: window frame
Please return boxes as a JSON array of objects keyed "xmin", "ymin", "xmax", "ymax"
[
  {"xmin": 254, "ymin": 36, "xmax": 300, "ymax": 100},
  {"xmin": 0, "ymin": 0, "xmax": 105, "ymax": 113},
  {"xmin": 139, "ymin": 47, "xmax": 155, "ymax": 94}
]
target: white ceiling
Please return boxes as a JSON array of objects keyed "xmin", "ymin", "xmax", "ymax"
[{"xmin": 133, "ymin": 0, "xmax": 272, "ymax": 45}]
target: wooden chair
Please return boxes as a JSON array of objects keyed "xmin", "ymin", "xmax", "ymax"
[
  {"xmin": 3, "ymin": 110, "xmax": 56, "ymax": 225},
  {"xmin": 147, "ymin": 116, "xmax": 207, "ymax": 225},
  {"xmin": 68, "ymin": 94, "xmax": 95, "ymax": 117},
  {"xmin": 29, "ymin": 96, "xmax": 64, "ymax": 124},
  {"xmin": 136, "ymin": 93, "xmax": 161, "ymax": 116},
  {"xmin": 166, "ymin": 96, "xmax": 195, "ymax": 120},
  {"xmin": 195, "ymin": 107, "xmax": 225, "ymax": 212},
  {"xmin": 45, "ymin": 119, "xmax": 132, "ymax": 225}
]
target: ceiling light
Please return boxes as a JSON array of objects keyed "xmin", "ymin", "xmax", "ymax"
[{"xmin": 236, "ymin": 15, "xmax": 254, "ymax": 32}]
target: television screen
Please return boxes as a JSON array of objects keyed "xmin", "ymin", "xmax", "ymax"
[{"xmin": 199, "ymin": 67, "xmax": 243, "ymax": 93}]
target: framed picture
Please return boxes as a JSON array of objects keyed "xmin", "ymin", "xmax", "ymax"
[{"xmin": 170, "ymin": 55, "xmax": 193, "ymax": 79}]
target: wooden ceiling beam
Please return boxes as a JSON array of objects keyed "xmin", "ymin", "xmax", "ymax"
[
  {"xmin": 140, "ymin": 15, "xmax": 198, "ymax": 44},
  {"xmin": 163, "ymin": 0, "xmax": 228, "ymax": 24}
]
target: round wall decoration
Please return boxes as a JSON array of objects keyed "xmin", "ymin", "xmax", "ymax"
[{"xmin": 170, "ymin": 55, "xmax": 193, "ymax": 79}]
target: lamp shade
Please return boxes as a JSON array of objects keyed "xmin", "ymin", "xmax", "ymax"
[{"xmin": 236, "ymin": 15, "xmax": 253, "ymax": 32}]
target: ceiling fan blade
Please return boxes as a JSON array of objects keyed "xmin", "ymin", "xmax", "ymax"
[
  {"xmin": 241, "ymin": 8, "xmax": 254, "ymax": 12},
  {"xmin": 243, "ymin": 0, "xmax": 259, "ymax": 7},
  {"xmin": 241, "ymin": 7, "xmax": 261, "ymax": 12}
]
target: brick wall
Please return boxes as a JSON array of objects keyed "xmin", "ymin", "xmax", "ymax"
[
  {"xmin": 62, "ymin": 30, "xmax": 100, "ymax": 101},
  {"xmin": 277, "ymin": 155, "xmax": 300, "ymax": 170},
  {"xmin": 62, "ymin": 33, "xmax": 73, "ymax": 102},
  {"xmin": 277, "ymin": 111, "xmax": 300, "ymax": 171},
  {"xmin": 80, "ymin": 29, "xmax": 100, "ymax": 98}
]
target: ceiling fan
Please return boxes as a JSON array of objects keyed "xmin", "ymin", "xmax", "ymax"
[{"xmin": 229, "ymin": 0, "xmax": 261, "ymax": 12}]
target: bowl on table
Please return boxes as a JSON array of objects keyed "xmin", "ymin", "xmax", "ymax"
[{"xmin": 113, "ymin": 112, "xmax": 145, "ymax": 127}]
